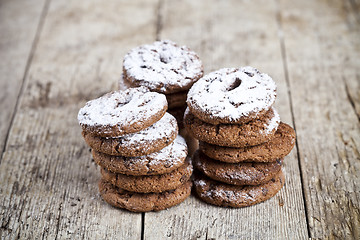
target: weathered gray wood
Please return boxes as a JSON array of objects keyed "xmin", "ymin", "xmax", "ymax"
[
  {"xmin": 144, "ymin": 0, "xmax": 308, "ymax": 239},
  {"xmin": 0, "ymin": 0, "xmax": 159, "ymax": 239},
  {"xmin": 279, "ymin": 0, "xmax": 360, "ymax": 239},
  {"xmin": 0, "ymin": 0, "xmax": 46, "ymax": 159}
]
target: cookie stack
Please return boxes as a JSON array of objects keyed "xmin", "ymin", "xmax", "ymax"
[
  {"xmin": 78, "ymin": 87, "xmax": 193, "ymax": 212},
  {"xmin": 185, "ymin": 67, "xmax": 296, "ymax": 208},
  {"xmin": 122, "ymin": 40, "xmax": 204, "ymax": 129}
]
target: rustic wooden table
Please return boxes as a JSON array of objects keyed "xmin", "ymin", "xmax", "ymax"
[{"xmin": 1, "ymin": 0, "xmax": 359, "ymax": 239}]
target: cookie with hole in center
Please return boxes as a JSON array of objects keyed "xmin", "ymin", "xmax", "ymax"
[
  {"xmin": 193, "ymin": 150, "xmax": 282, "ymax": 185},
  {"xmin": 100, "ymin": 158, "xmax": 192, "ymax": 193},
  {"xmin": 83, "ymin": 112, "xmax": 178, "ymax": 157},
  {"xmin": 199, "ymin": 122, "xmax": 296, "ymax": 163},
  {"xmin": 184, "ymin": 107, "xmax": 280, "ymax": 148},
  {"xmin": 187, "ymin": 67, "xmax": 277, "ymax": 125},
  {"xmin": 78, "ymin": 87, "xmax": 167, "ymax": 137},
  {"xmin": 92, "ymin": 135, "xmax": 187, "ymax": 175},
  {"xmin": 193, "ymin": 170, "xmax": 284, "ymax": 208},
  {"xmin": 123, "ymin": 40, "xmax": 203, "ymax": 94},
  {"xmin": 99, "ymin": 179, "xmax": 192, "ymax": 212}
]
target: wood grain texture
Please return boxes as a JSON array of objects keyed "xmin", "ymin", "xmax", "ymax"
[
  {"xmin": 0, "ymin": 0, "xmax": 46, "ymax": 159},
  {"xmin": 143, "ymin": 1, "xmax": 308, "ymax": 239},
  {"xmin": 279, "ymin": 0, "xmax": 360, "ymax": 239},
  {"xmin": 0, "ymin": 0, "xmax": 159, "ymax": 239}
]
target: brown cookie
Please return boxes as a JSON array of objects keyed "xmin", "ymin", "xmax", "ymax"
[
  {"xmin": 78, "ymin": 87, "xmax": 167, "ymax": 137},
  {"xmin": 193, "ymin": 150, "xmax": 282, "ymax": 185},
  {"xmin": 184, "ymin": 107, "xmax": 280, "ymax": 147},
  {"xmin": 83, "ymin": 112, "xmax": 178, "ymax": 157},
  {"xmin": 123, "ymin": 40, "xmax": 203, "ymax": 94},
  {"xmin": 92, "ymin": 136, "xmax": 187, "ymax": 175},
  {"xmin": 187, "ymin": 67, "xmax": 277, "ymax": 125},
  {"xmin": 193, "ymin": 170, "xmax": 285, "ymax": 208},
  {"xmin": 199, "ymin": 122, "xmax": 296, "ymax": 163},
  {"xmin": 166, "ymin": 90, "xmax": 188, "ymax": 109},
  {"xmin": 99, "ymin": 179, "xmax": 192, "ymax": 212},
  {"xmin": 100, "ymin": 159, "xmax": 192, "ymax": 193}
]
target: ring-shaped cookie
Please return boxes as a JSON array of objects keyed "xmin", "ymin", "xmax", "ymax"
[
  {"xmin": 78, "ymin": 87, "xmax": 167, "ymax": 137},
  {"xmin": 123, "ymin": 40, "xmax": 203, "ymax": 94},
  {"xmin": 187, "ymin": 67, "xmax": 276, "ymax": 124}
]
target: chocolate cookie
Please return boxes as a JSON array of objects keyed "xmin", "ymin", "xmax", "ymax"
[
  {"xmin": 100, "ymin": 159, "xmax": 192, "ymax": 193},
  {"xmin": 166, "ymin": 90, "xmax": 188, "ymax": 109},
  {"xmin": 83, "ymin": 112, "xmax": 178, "ymax": 156},
  {"xmin": 187, "ymin": 67, "xmax": 277, "ymax": 125},
  {"xmin": 199, "ymin": 122, "xmax": 296, "ymax": 163},
  {"xmin": 193, "ymin": 170, "xmax": 284, "ymax": 208},
  {"xmin": 99, "ymin": 179, "xmax": 192, "ymax": 212},
  {"xmin": 184, "ymin": 107, "xmax": 280, "ymax": 147},
  {"xmin": 123, "ymin": 40, "xmax": 203, "ymax": 94},
  {"xmin": 193, "ymin": 150, "xmax": 282, "ymax": 185},
  {"xmin": 78, "ymin": 87, "xmax": 167, "ymax": 137},
  {"xmin": 92, "ymin": 135, "xmax": 187, "ymax": 175}
]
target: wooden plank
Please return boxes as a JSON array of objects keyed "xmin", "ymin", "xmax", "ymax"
[
  {"xmin": 0, "ymin": 0, "xmax": 159, "ymax": 239},
  {"xmin": 279, "ymin": 0, "xmax": 360, "ymax": 239},
  {"xmin": 0, "ymin": 0, "xmax": 46, "ymax": 159},
  {"xmin": 143, "ymin": 0, "xmax": 308, "ymax": 239}
]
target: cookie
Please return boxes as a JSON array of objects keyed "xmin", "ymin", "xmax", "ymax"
[
  {"xmin": 78, "ymin": 87, "xmax": 167, "ymax": 137},
  {"xmin": 100, "ymin": 159, "xmax": 192, "ymax": 193},
  {"xmin": 193, "ymin": 170, "xmax": 284, "ymax": 208},
  {"xmin": 99, "ymin": 179, "xmax": 192, "ymax": 212},
  {"xmin": 92, "ymin": 135, "xmax": 187, "ymax": 175},
  {"xmin": 199, "ymin": 122, "xmax": 296, "ymax": 163},
  {"xmin": 83, "ymin": 112, "xmax": 178, "ymax": 157},
  {"xmin": 166, "ymin": 90, "xmax": 188, "ymax": 109},
  {"xmin": 123, "ymin": 40, "xmax": 204, "ymax": 94},
  {"xmin": 184, "ymin": 107, "xmax": 280, "ymax": 147},
  {"xmin": 193, "ymin": 150, "xmax": 282, "ymax": 185},
  {"xmin": 187, "ymin": 67, "xmax": 277, "ymax": 125}
]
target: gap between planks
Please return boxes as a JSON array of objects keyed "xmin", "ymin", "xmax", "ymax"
[
  {"xmin": 275, "ymin": 0, "xmax": 311, "ymax": 238},
  {"xmin": 0, "ymin": 0, "xmax": 51, "ymax": 164}
]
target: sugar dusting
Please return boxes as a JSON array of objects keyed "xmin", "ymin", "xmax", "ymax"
[
  {"xmin": 123, "ymin": 40, "xmax": 203, "ymax": 93},
  {"xmin": 187, "ymin": 67, "xmax": 277, "ymax": 121},
  {"xmin": 78, "ymin": 87, "xmax": 167, "ymax": 128},
  {"xmin": 108, "ymin": 112, "xmax": 177, "ymax": 151},
  {"xmin": 124, "ymin": 135, "xmax": 187, "ymax": 167},
  {"xmin": 262, "ymin": 107, "xmax": 280, "ymax": 134}
]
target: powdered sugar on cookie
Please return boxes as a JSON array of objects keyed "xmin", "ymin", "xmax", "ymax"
[
  {"xmin": 111, "ymin": 112, "xmax": 177, "ymax": 152},
  {"xmin": 141, "ymin": 135, "xmax": 187, "ymax": 167},
  {"xmin": 187, "ymin": 67, "xmax": 277, "ymax": 124},
  {"xmin": 78, "ymin": 87, "xmax": 167, "ymax": 136},
  {"xmin": 262, "ymin": 107, "xmax": 280, "ymax": 134},
  {"xmin": 123, "ymin": 40, "xmax": 203, "ymax": 94}
]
